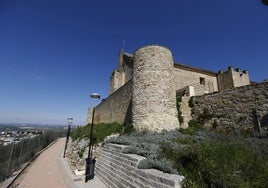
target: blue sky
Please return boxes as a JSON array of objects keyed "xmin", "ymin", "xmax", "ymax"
[{"xmin": 0, "ymin": 0, "xmax": 267, "ymax": 125}]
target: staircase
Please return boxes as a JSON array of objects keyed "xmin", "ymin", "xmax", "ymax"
[{"xmin": 95, "ymin": 143, "xmax": 184, "ymax": 188}]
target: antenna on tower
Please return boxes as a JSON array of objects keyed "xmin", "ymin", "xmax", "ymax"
[{"xmin": 122, "ymin": 40, "xmax": 125, "ymax": 52}]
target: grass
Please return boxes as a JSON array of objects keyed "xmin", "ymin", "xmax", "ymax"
[
  {"xmin": 70, "ymin": 122, "xmax": 135, "ymax": 144},
  {"xmin": 71, "ymin": 120, "xmax": 268, "ymax": 187},
  {"xmin": 176, "ymin": 92, "xmax": 184, "ymax": 124},
  {"xmin": 161, "ymin": 134, "xmax": 268, "ymax": 188},
  {"xmin": 178, "ymin": 120, "xmax": 203, "ymax": 136}
]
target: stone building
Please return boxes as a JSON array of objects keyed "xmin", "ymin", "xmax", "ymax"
[{"xmin": 87, "ymin": 45, "xmax": 251, "ymax": 131}]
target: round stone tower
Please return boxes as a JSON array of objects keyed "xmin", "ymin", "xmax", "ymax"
[{"xmin": 132, "ymin": 45, "xmax": 179, "ymax": 131}]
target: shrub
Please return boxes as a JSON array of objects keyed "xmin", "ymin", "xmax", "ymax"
[
  {"xmin": 138, "ymin": 157, "xmax": 178, "ymax": 174},
  {"xmin": 92, "ymin": 122, "xmax": 123, "ymax": 144},
  {"xmin": 106, "ymin": 127, "xmax": 268, "ymax": 188},
  {"xmin": 161, "ymin": 136, "xmax": 268, "ymax": 188},
  {"xmin": 188, "ymin": 97, "xmax": 194, "ymax": 108},
  {"xmin": 122, "ymin": 123, "xmax": 135, "ymax": 135},
  {"xmin": 176, "ymin": 92, "xmax": 184, "ymax": 124},
  {"xmin": 197, "ymin": 108, "xmax": 214, "ymax": 125},
  {"xmin": 178, "ymin": 120, "xmax": 203, "ymax": 136},
  {"xmin": 71, "ymin": 122, "xmax": 123, "ymax": 144}
]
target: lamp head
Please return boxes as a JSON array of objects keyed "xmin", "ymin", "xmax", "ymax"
[
  {"xmin": 67, "ymin": 118, "xmax": 73, "ymax": 124},
  {"xmin": 90, "ymin": 93, "xmax": 100, "ymax": 99}
]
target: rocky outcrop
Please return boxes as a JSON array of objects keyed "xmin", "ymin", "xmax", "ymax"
[{"xmin": 66, "ymin": 138, "xmax": 88, "ymax": 175}]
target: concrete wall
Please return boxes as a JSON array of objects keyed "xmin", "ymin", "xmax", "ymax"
[
  {"xmin": 96, "ymin": 143, "xmax": 184, "ymax": 188},
  {"xmin": 191, "ymin": 81, "xmax": 268, "ymax": 129},
  {"xmin": 94, "ymin": 81, "xmax": 132, "ymax": 124}
]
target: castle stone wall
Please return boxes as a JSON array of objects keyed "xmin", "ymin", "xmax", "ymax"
[
  {"xmin": 109, "ymin": 70, "xmax": 126, "ymax": 94},
  {"xmin": 94, "ymin": 81, "xmax": 132, "ymax": 124},
  {"xmin": 132, "ymin": 45, "xmax": 179, "ymax": 131},
  {"xmin": 232, "ymin": 68, "xmax": 250, "ymax": 88},
  {"xmin": 122, "ymin": 53, "xmax": 133, "ymax": 83},
  {"xmin": 173, "ymin": 68, "xmax": 218, "ymax": 95},
  {"xmin": 217, "ymin": 66, "xmax": 250, "ymax": 91},
  {"xmin": 217, "ymin": 67, "xmax": 234, "ymax": 90},
  {"xmin": 191, "ymin": 81, "xmax": 268, "ymax": 129}
]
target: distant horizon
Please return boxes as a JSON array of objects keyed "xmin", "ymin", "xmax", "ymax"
[{"xmin": 0, "ymin": 122, "xmax": 69, "ymax": 127}]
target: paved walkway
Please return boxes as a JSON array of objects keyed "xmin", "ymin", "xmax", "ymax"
[{"xmin": 8, "ymin": 138, "xmax": 107, "ymax": 188}]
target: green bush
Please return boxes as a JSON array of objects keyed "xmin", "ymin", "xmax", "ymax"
[
  {"xmin": 161, "ymin": 138, "xmax": 268, "ymax": 188},
  {"xmin": 92, "ymin": 122, "xmax": 123, "ymax": 144},
  {"xmin": 176, "ymin": 92, "xmax": 184, "ymax": 124},
  {"xmin": 70, "ymin": 125, "xmax": 90, "ymax": 141},
  {"xmin": 197, "ymin": 108, "xmax": 214, "ymax": 125},
  {"xmin": 70, "ymin": 122, "xmax": 131, "ymax": 144},
  {"xmin": 188, "ymin": 97, "xmax": 194, "ymax": 108},
  {"xmin": 178, "ymin": 120, "xmax": 203, "ymax": 136},
  {"xmin": 105, "ymin": 125, "xmax": 268, "ymax": 187},
  {"xmin": 122, "ymin": 124, "xmax": 135, "ymax": 135}
]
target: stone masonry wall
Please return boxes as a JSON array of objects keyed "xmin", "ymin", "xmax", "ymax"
[
  {"xmin": 173, "ymin": 67, "xmax": 218, "ymax": 95},
  {"xmin": 94, "ymin": 81, "xmax": 132, "ymax": 124},
  {"xmin": 132, "ymin": 45, "xmax": 179, "ymax": 131},
  {"xmin": 191, "ymin": 81, "xmax": 268, "ymax": 129},
  {"xmin": 110, "ymin": 70, "xmax": 126, "ymax": 94},
  {"xmin": 95, "ymin": 143, "xmax": 184, "ymax": 188},
  {"xmin": 217, "ymin": 66, "xmax": 250, "ymax": 91}
]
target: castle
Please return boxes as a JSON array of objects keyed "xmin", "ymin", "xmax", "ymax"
[{"xmin": 87, "ymin": 45, "xmax": 251, "ymax": 131}]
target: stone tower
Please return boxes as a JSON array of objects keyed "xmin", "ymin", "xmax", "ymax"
[
  {"xmin": 217, "ymin": 66, "xmax": 250, "ymax": 90},
  {"xmin": 132, "ymin": 45, "xmax": 180, "ymax": 131}
]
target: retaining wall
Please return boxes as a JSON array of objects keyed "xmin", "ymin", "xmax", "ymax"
[
  {"xmin": 191, "ymin": 81, "xmax": 268, "ymax": 129},
  {"xmin": 95, "ymin": 143, "xmax": 184, "ymax": 188}
]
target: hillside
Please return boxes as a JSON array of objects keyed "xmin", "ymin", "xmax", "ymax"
[{"xmin": 69, "ymin": 123, "xmax": 268, "ymax": 187}]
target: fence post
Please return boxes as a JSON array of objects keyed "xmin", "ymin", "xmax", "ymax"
[
  {"xmin": 6, "ymin": 140, "xmax": 15, "ymax": 179},
  {"xmin": 19, "ymin": 139, "xmax": 24, "ymax": 158}
]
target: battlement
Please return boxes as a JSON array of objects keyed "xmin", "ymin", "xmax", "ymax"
[{"xmin": 217, "ymin": 66, "xmax": 250, "ymax": 90}]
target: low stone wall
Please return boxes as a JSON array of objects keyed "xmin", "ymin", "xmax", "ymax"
[
  {"xmin": 191, "ymin": 81, "xmax": 268, "ymax": 129},
  {"xmin": 94, "ymin": 81, "xmax": 132, "ymax": 124},
  {"xmin": 95, "ymin": 143, "xmax": 184, "ymax": 188}
]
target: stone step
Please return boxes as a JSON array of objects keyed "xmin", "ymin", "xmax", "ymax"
[{"xmin": 95, "ymin": 143, "xmax": 184, "ymax": 188}]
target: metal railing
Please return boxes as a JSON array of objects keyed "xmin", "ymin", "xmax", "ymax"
[{"xmin": 0, "ymin": 132, "xmax": 58, "ymax": 182}]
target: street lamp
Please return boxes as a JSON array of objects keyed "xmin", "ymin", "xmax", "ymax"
[
  {"xmin": 85, "ymin": 93, "xmax": 100, "ymax": 182},
  {"xmin": 63, "ymin": 117, "xmax": 73, "ymax": 158}
]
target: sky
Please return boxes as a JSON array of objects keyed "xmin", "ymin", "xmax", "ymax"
[{"xmin": 0, "ymin": 0, "xmax": 267, "ymax": 126}]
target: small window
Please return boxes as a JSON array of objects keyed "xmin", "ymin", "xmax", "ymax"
[{"xmin": 200, "ymin": 77, "xmax": 205, "ymax": 85}]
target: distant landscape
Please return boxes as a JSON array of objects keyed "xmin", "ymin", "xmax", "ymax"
[
  {"xmin": 0, "ymin": 123, "xmax": 67, "ymax": 182},
  {"xmin": 0, "ymin": 123, "xmax": 65, "ymax": 132}
]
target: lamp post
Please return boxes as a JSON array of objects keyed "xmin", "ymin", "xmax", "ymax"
[
  {"xmin": 63, "ymin": 117, "xmax": 73, "ymax": 158},
  {"xmin": 85, "ymin": 93, "xmax": 100, "ymax": 182}
]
